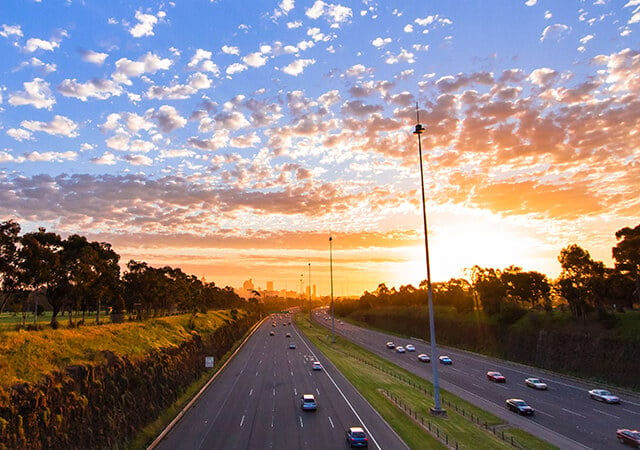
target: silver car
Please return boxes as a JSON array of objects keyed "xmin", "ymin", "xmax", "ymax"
[{"xmin": 588, "ymin": 389, "xmax": 620, "ymax": 403}]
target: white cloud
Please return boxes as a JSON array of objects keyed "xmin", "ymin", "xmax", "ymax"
[
  {"xmin": 226, "ymin": 63, "xmax": 247, "ymax": 75},
  {"xmin": 7, "ymin": 128, "xmax": 34, "ymax": 141},
  {"xmin": 124, "ymin": 154, "xmax": 153, "ymax": 165},
  {"xmin": 282, "ymin": 58, "xmax": 315, "ymax": 76},
  {"xmin": 58, "ymin": 78, "xmax": 123, "ymax": 101},
  {"xmin": 16, "ymin": 57, "xmax": 57, "ymax": 74},
  {"xmin": 91, "ymin": 152, "xmax": 117, "ymax": 165},
  {"xmin": 188, "ymin": 49, "xmax": 220, "ymax": 76},
  {"xmin": 112, "ymin": 52, "xmax": 172, "ymax": 85},
  {"xmin": 222, "ymin": 45, "xmax": 240, "ymax": 55},
  {"xmin": 525, "ymin": 0, "xmax": 537, "ymax": 6},
  {"xmin": 540, "ymin": 23, "xmax": 571, "ymax": 42},
  {"xmin": 288, "ymin": 21, "xmax": 302, "ymax": 29},
  {"xmin": 24, "ymin": 151, "xmax": 77, "ymax": 162},
  {"xmin": 384, "ymin": 48, "xmax": 415, "ymax": 64},
  {"xmin": 21, "ymin": 115, "xmax": 79, "ymax": 137},
  {"xmin": 24, "ymin": 37, "xmax": 60, "ymax": 52},
  {"xmin": 243, "ymin": 52, "xmax": 268, "ymax": 67},
  {"xmin": 8, "ymin": 78, "xmax": 56, "ymax": 109},
  {"xmin": 146, "ymin": 72, "xmax": 211, "ymax": 100},
  {"xmin": 306, "ymin": 0, "xmax": 325, "ymax": 19},
  {"xmin": 149, "ymin": 105, "xmax": 187, "ymax": 133},
  {"xmin": 372, "ymin": 37, "xmax": 392, "ymax": 48},
  {"xmin": 81, "ymin": 49, "xmax": 109, "ymax": 65},
  {"xmin": 0, "ymin": 24, "xmax": 23, "ymax": 38},
  {"xmin": 129, "ymin": 11, "xmax": 159, "ymax": 38}
]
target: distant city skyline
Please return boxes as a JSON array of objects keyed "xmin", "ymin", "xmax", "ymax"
[{"xmin": 1, "ymin": 1, "xmax": 638, "ymax": 296}]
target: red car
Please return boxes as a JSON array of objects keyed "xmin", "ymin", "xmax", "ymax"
[
  {"xmin": 487, "ymin": 371, "xmax": 506, "ymax": 382},
  {"xmin": 617, "ymin": 429, "xmax": 640, "ymax": 447}
]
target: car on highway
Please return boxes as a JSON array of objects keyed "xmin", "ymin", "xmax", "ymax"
[
  {"xmin": 505, "ymin": 398, "xmax": 534, "ymax": 415},
  {"xmin": 346, "ymin": 426, "xmax": 368, "ymax": 447},
  {"xmin": 588, "ymin": 389, "xmax": 620, "ymax": 403},
  {"xmin": 487, "ymin": 371, "xmax": 506, "ymax": 382},
  {"xmin": 405, "ymin": 344, "xmax": 416, "ymax": 352},
  {"xmin": 289, "ymin": 343, "xmax": 296, "ymax": 349},
  {"xmin": 312, "ymin": 361, "xmax": 322, "ymax": 370},
  {"xmin": 269, "ymin": 330, "xmax": 275, "ymax": 336},
  {"xmin": 301, "ymin": 394, "xmax": 317, "ymax": 411},
  {"xmin": 285, "ymin": 332, "xmax": 291, "ymax": 337},
  {"xmin": 386, "ymin": 341, "xmax": 395, "ymax": 349},
  {"xmin": 439, "ymin": 355, "xmax": 453, "ymax": 365},
  {"xmin": 616, "ymin": 429, "xmax": 640, "ymax": 447},
  {"xmin": 395, "ymin": 346, "xmax": 406, "ymax": 353},
  {"xmin": 525, "ymin": 377, "xmax": 548, "ymax": 390},
  {"xmin": 417, "ymin": 353, "xmax": 430, "ymax": 363}
]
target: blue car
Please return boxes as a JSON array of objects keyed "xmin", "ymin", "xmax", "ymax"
[
  {"xmin": 346, "ymin": 427, "xmax": 368, "ymax": 447},
  {"xmin": 439, "ymin": 355, "xmax": 452, "ymax": 365}
]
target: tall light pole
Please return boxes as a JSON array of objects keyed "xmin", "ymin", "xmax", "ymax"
[
  {"xmin": 329, "ymin": 234, "xmax": 335, "ymax": 343},
  {"xmin": 414, "ymin": 103, "xmax": 446, "ymax": 416},
  {"xmin": 308, "ymin": 262, "xmax": 312, "ymax": 321}
]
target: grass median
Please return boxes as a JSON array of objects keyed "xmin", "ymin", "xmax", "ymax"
[{"xmin": 296, "ymin": 314, "xmax": 557, "ymax": 450}]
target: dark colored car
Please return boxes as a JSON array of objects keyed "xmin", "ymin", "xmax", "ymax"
[
  {"xmin": 289, "ymin": 343, "xmax": 296, "ymax": 349},
  {"xmin": 346, "ymin": 426, "xmax": 368, "ymax": 447},
  {"xmin": 506, "ymin": 398, "xmax": 534, "ymax": 415},
  {"xmin": 617, "ymin": 429, "xmax": 640, "ymax": 447},
  {"xmin": 487, "ymin": 371, "xmax": 506, "ymax": 382},
  {"xmin": 269, "ymin": 330, "xmax": 275, "ymax": 336}
]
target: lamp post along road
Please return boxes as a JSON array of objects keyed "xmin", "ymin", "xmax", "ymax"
[
  {"xmin": 329, "ymin": 234, "xmax": 335, "ymax": 343},
  {"xmin": 308, "ymin": 262, "xmax": 312, "ymax": 321},
  {"xmin": 414, "ymin": 105, "xmax": 446, "ymax": 416}
]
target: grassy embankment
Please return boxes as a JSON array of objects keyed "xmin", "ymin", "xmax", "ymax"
[
  {"xmin": 0, "ymin": 310, "xmax": 239, "ymax": 387},
  {"xmin": 295, "ymin": 313, "xmax": 557, "ymax": 450}
]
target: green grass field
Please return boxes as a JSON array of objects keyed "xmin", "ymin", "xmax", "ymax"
[{"xmin": 295, "ymin": 314, "xmax": 557, "ymax": 450}]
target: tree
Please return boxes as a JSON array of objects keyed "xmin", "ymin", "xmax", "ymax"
[
  {"xmin": 557, "ymin": 244, "xmax": 605, "ymax": 319},
  {"xmin": 18, "ymin": 228, "xmax": 66, "ymax": 326},
  {"xmin": 0, "ymin": 220, "xmax": 22, "ymax": 313},
  {"xmin": 469, "ymin": 266, "xmax": 505, "ymax": 315},
  {"xmin": 613, "ymin": 224, "xmax": 640, "ymax": 307},
  {"xmin": 500, "ymin": 266, "xmax": 551, "ymax": 309}
]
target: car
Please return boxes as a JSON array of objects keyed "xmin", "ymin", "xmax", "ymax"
[
  {"xmin": 588, "ymin": 389, "xmax": 620, "ymax": 403},
  {"xmin": 301, "ymin": 394, "xmax": 317, "ymax": 411},
  {"xmin": 282, "ymin": 323, "xmax": 286, "ymax": 326},
  {"xmin": 505, "ymin": 398, "xmax": 534, "ymax": 415},
  {"xmin": 312, "ymin": 361, "xmax": 322, "ymax": 370},
  {"xmin": 525, "ymin": 377, "xmax": 548, "ymax": 390},
  {"xmin": 289, "ymin": 343, "xmax": 296, "ymax": 349},
  {"xmin": 405, "ymin": 344, "xmax": 416, "ymax": 352},
  {"xmin": 269, "ymin": 330, "xmax": 275, "ymax": 336},
  {"xmin": 346, "ymin": 426, "xmax": 368, "ymax": 447},
  {"xmin": 285, "ymin": 332, "xmax": 291, "ymax": 337},
  {"xmin": 386, "ymin": 342, "xmax": 395, "ymax": 349},
  {"xmin": 439, "ymin": 356, "xmax": 453, "ymax": 365},
  {"xmin": 272, "ymin": 322, "xmax": 276, "ymax": 327},
  {"xmin": 617, "ymin": 429, "xmax": 640, "ymax": 447},
  {"xmin": 417, "ymin": 353, "xmax": 430, "ymax": 363},
  {"xmin": 395, "ymin": 346, "xmax": 406, "ymax": 353},
  {"xmin": 487, "ymin": 371, "xmax": 506, "ymax": 382}
]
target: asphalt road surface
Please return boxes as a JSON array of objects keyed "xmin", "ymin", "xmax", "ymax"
[
  {"xmin": 154, "ymin": 314, "xmax": 408, "ymax": 450},
  {"xmin": 314, "ymin": 310, "xmax": 640, "ymax": 450}
]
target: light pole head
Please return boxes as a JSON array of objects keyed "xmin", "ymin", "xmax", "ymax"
[{"xmin": 413, "ymin": 123, "xmax": 425, "ymax": 135}]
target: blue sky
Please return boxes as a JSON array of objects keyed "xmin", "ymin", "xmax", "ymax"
[{"xmin": 1, "ymin": 0, "xmax": 639, "ymax": 295}]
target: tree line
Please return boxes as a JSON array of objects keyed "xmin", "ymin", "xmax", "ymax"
[
  {"xmin": 0, "ymin": 220, "xmax": 253, "ymax": 327},
  {"xmin": 342, "ymin": 223, "xmax": 639, "ymax": 322}
]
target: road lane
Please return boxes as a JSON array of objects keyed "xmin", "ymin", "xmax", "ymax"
[
  {"xmin": 154, "ymin": 315, "xmax": 408, "ymax": 450},
  {"xmin": 313, "ymin": 310, "xmax": 640, "ymax": 450}
]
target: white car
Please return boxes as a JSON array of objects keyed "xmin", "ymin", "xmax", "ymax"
[
  {"xmin": 588, "ymin": 389, "xmax": 620, "ymax": 403},
  {"xmin": 525, "ymin": 377, "xmax": 548, "ymax": 390},
  {"xmin": 405, "ymin": 344, "xmax": 416, "ymax": 352},
  {"xmin": 395, "ymin": 346, "xmax": 406, "ymax": 353},
  {"xmin": 386, "ymin": 341, "xmax": 395, "ymax": 349},
  {"xmin": 417, "ymin": 353, "xmax": 430, "ymax": 363}
]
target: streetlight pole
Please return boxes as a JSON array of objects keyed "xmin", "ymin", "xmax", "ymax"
[
  {"xmin": 329, "ymin": 234, "xmax": 335, "ymax": 343},
  {"xmin": 414, "ymin": 103, "xmax": 446, "ymax": 416},
  {"xmin": 308, "ymin": 262, "xmax": 312, "ymax": 321}
]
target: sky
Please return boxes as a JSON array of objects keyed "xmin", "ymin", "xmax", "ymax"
[{"xmin": 1, "ymin": 0, "xmax": 639, "ymax": 297}]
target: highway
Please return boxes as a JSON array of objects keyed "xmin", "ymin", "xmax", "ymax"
[
  {"xmin": 315, "ymin": 311, "xmax": 640, "ymax": 450},
  {"xmin": 154, "ymin": 314, "xmax": 408, "ymax": 450}
]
